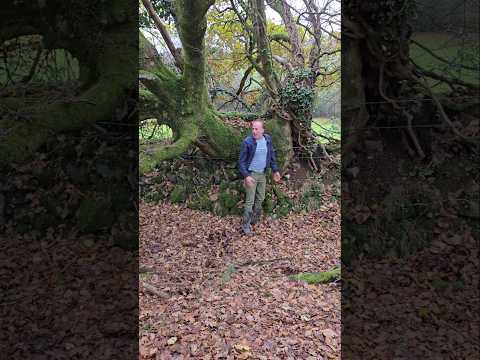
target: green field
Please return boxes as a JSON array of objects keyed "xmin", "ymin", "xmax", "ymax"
[
  {"xmin": 410, "ymin": 32, "xmax": 479, "ymax": 92},
  {"xmin": 1, "ymin": 36, "xmax": 79, "ymax": 84},
  {"xmin": 312, "ymin": 117, "xmax": 340, "ymax": 144},
  {"xmin": 139, "ymin": 119, "xmax": 173, "ymax": 143}
]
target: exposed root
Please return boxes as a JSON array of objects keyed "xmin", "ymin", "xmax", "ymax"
[{"xmin": 404, "ymin": 110, "xmax": 425, "ymax": 159}]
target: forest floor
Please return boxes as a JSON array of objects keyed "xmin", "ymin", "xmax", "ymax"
[{"xmin": 139, "ymin": 201, "xmax": 341, "ymax": 359}]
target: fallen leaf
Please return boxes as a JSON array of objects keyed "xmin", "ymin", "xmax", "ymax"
[{"xmin": 167, "ymin": 336, "xmax": 177, "ymax": 345}]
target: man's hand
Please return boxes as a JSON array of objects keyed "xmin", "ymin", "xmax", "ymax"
[
  {"xmin": 244, "ymin": 176, "xmax": 255, "ymax": 187},
  {"xmin": 273, "ymin": 171, "xmax": 281, "ymax": 183}
]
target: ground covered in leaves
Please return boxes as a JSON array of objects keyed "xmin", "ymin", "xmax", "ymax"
[
  {"xmin": 343, "ymin": 226, "xmax": 479, "ymax": 359},
  {"xmin": 140, "ymin": 201, "xmax": 340, "ymax": 359}
]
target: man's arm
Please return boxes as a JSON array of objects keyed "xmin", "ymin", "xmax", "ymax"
[{"xmin": 238, "ymin": 140, "xmax": 251, "ymax": 178}]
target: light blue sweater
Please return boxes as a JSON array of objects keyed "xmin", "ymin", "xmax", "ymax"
[{"xmin": 248, "ymin": 136, "xmax": 267, "ymax": 172}]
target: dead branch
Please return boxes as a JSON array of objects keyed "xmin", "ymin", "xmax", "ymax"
[{"xmin": 141, "ymin": 282, "xmax": 168, "ymax": 298}]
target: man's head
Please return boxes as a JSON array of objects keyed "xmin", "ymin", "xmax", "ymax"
[{"xmin": 251, "ymin": 120, "xmax": 265, "ymax": 140}]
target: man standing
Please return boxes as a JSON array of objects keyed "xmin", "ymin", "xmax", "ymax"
[{"xmin": 238, "ymin": 120, "xmax": 281, "ymax": 234}]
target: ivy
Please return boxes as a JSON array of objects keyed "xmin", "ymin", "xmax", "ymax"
[{"xmin": 279, "ymin": 68, "xmax": 315, "ymax": 119}]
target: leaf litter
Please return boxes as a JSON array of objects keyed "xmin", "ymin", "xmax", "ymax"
[{"xmin": 140, "ymin": 201, "xmax": 340, "ymax": 359}]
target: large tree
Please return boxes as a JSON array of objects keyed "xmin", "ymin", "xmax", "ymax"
[
  {"xmin": 139, "ymin": 0, "xmax": 340, "ymax": 173},
  {"xmin": 0, "ymin": 0, "xmax": 137, "ymax": 165}
]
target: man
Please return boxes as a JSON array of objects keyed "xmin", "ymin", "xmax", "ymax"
[{"xmin": 238, "ymin": 120, "xmax": 281, "ymax": 234}]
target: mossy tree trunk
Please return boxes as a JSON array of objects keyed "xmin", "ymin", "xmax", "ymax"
[{"xmin": 0, "ymin": 0, "xmax": 137, "ymax": 165}]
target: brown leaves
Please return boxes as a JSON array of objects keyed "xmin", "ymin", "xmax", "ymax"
[{"xmin": 139, "ymin": 201, "xmax": 340, "ymax": 358}]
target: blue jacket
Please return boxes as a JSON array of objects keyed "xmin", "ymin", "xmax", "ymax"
[{"xmin": 238, "ymin": 134, "xmax": 279, "ymax": 178}]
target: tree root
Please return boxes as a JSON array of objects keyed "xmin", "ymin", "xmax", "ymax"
[
  {"xmin": 415, "ymin": 77, "xmax": 479, "ymax": 145},
  {"xmin": 404, "ymin": 110, "xmax": 425, "ymax": 159},
  {"xmin": 0, "ymin": 26, "xmax": 137, "ymax": 164},
  {"xmin": 139, "ymin": 121, "xmax": 199, "ymax": 174},
  {"xmin": 401, "ymin": 129, "xmax": 416, "ymax": 157}
]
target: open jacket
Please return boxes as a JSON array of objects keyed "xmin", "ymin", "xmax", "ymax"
[{"xmin": 238, "ymin": 134, "xmax": 279, "ymax": 178}]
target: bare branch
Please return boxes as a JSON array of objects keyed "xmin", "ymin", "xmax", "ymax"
[{"xmin": 411, "ymin": 39, "xmax": 479, "ymax": 72}]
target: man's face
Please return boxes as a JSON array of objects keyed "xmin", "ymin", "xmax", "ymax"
[{"xmin": 251, "ymin": 121, "xmax": 264, "ymax": 139}]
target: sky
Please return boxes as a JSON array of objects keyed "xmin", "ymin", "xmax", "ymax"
[{"xmin": 266, "ymin": 0, "xmax": 340, "ymax": 31}]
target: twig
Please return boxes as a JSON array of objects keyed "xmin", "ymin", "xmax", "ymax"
[
  {"xmin": 235, "ymin": 257, "xmax": 291, "ymax": 268},
  {"xmin": 141, "ymin": 282, "xmax": 168, "ymax": 298}
]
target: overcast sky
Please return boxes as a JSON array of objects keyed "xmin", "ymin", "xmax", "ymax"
[{"xmin": 266, "ymin": 0, "xmax": 340, "ymax": 31}]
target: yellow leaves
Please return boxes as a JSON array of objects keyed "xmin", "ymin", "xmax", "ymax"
[{"xmin": 234, "ymin": 343, "xmax": 252, "ymax": 359}]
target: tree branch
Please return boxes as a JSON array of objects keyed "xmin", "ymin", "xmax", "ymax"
[
  {"xmin": 411, "ymin": 39, "xmax": 479, "ymax": 72},
  {"xmin": 141, "ymin": 0, "xmax": 184, "ymax": 71}
]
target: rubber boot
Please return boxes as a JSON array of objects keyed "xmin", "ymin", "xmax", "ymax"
[
  {"xmin": 251, "ymin": 206, "xmax": 262, "ymax": 225},
  {"xmin": 241, "ymin": 210, "xmax": 253, "ymax": 234}
]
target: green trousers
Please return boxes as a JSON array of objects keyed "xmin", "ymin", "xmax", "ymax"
[{"xmin": 244, "ymin": 172, "xmax": 266, "ymax": 214}]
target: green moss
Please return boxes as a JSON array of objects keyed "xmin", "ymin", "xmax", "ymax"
[
  {"xmin": 263, "ymin": 192, "xmax": 275, "ymax": 214},
  {"xmin": 265, "ymin": 117, "xmax": 291, "ymax": 168},
  {"xmin": 143, "ymin": 191, "xmax": 164, "ymax": 204},
  {"xmin": 77, "ymin": 197, "xmax": 114, "ymax": 233},
  {"xmin": 212, "ymin": 189, "xmax": 242, "ymax": 216},
  {"xmin": 290, "ymin": 268, "xmax": 340, "ymax": 284},
  {"xmin": 272, "ymin": 185, "xmax": 293, "ymax": 217},
  {"xmin": 169, "ymin": 185, "xmax": 187, "ymax": 203},
  {"xmin": 187, "ymin": 193, "xmax": 212, "ymax": 211},
  {"xmin": 219, "ymin": 191, "xmax": 238, "ymax": 209}
]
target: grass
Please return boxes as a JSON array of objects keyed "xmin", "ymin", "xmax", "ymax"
[
  {"xmin": 1, "ymin": 36, "xmax": 79, "ymax": 84},
  {"xmin": 312, "ymin": 117, "xmax": 341, "ymax": 144},
  {"xmin": 410, "ymin": 32, "xmax": 479, "ymax": 93},
  {"xmin": 139, "ymin": 119, "xmax": 173, "ymax": 143}
]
